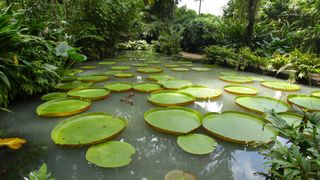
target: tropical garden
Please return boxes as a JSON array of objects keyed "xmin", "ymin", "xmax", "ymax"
[{"xmin": 0, "ymin": 0, "xmax": 319, "ymax": 179}]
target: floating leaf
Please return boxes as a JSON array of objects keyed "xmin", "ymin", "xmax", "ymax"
[
  {"xmin": 287, "ymin": 94, "xmax": 320, "ymax": 111},
  {"xmin": 191, "ymin": 67, "xmax": 210, "ymax": 72},
  {"xmin": 164, "ymin": 170, "xmax": 196, "ymax": 180},
  {"xmin": 80, "ymin": 66, "xmax": 96, "ymax": 69},
  {"xmin": 41, "ymin": 92, "xmax": 67, "ymax": 101},
  {"xmin": 133, "ymin": 63, "xmax": 148, "ymax": 67},
  {"xmin": 136, "ymin": 67, "xmax": 163, "ymax": 74},
  {"xmin": 235, "ymin": 96, "xmax": 289, "ymax": 113},
  {"xmin": 98, "ymin": 61, "xmax": 116, "ymax": 65},
  {"xmin": 164, "ymin": 64, "xmax": 180, "ymax": 68},
  {"xmin": 147, "ymin": 75, "xmax": 175, "ymax": 82},
  {"xmin": 177, "ymin": 134, "xmax": 217, "ymax": 155},
  {"xmin": 224, "ymin": 85, "xmax": 258, "ymax": 95},
  {"xmin": 78, "ymin": 75, "xmax": 109, "ymax": 83},
  {"xmin": 133, "ymin": 83, "xmax": 163, "ymax": 93},
  {"xmin": 178, "ymin": 86, "xmax": 222, "ymax": 99},
  {"xmin": 311, "ymin": 91, "xmax": 320, "ymax": 98},
  {"xmin": 113, "ymin": 73, "xmax": 135, "ymax": 78},
  {"xmin": 148, "ymin": 90, "xmax": 195, "ymax": 107},
  {"xmin": 159, "ymin": 80, "xmax": 192, "ymax": 90},
  {"xmin": 104, "ymin": 82, "xmax": 133, "ymax": 92},
  {"xmin": 170, "ymin": 67, "xmax": 190, "ymax": 72},
  {"xmin": 219, "ymin": 76, "xmax": 253, "ymax": 83},
  {"xmin": 111, "ymin": 66, "xmax": 130, "ymax": 70},
  {"xmin": 261, "ymin": 81, "xmax": 301, "ymax": 91},
  {"xmin": 0, "ymin": 138, "xmax": 26, "ymax": 150},
  {"xmin": 56, "ymin": 81, "xmax": 93, "ymax": 91},
  {"xmin": 67, "ymin": 88, "xmax": 110, "ymax": 100}
]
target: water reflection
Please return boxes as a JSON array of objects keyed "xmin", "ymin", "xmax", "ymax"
[{"xmin": 194, "ymin": 99, "xmax": 223, "ymax": 113}]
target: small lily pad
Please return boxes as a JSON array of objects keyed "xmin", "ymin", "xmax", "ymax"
[
  {"xmin": 178, "ymin": 86, "xmax": 222, "ymax": 99},
  {"xmin": 80, "ymin": 66, "xmax": 96, "ymax": 69},
  {"xmin": 165, "ymin": 64, "xmax": 180, "ymax": 68},
  {"xmin": 98, "ymin": 61, "xmax": 116, "ymax": 65},
  {"xmin": 159, "ymin": 80, "xmax": 192, "ymax": 90},
  {"xmin": 61, "ymin": 75, "xmax": 79, "ymax": 82},
  {"xmin": 144, "ymin": 107, "xmax": 202, "ymax": 134},
  {"xmin": 146, "ymin": 60, "xmax": 161, "ymax": 64},
  {"xmin": 148, "ymin": 75, "xmax": 175, "ymax": 82},
  {"xmin": 41, "ymin": 92, "xmax": 67, "ymax": 101},
  {"xmin": 287, "ymin": 94, "xmax": 320, "ymax": 111},
  {"xmin": 133, "ymin": 83, "xmax": 163, "ymax": 93},
  {"xmin": 36, "ymin": 98, "xmax": 91, "ymax": 117},
  {"xmin": 261, "ymin": 81, "xmax": 301, "ymax": 91},
  {"xmin": 78, "ymin": 75, "xmax": 109, "ymax": 83},
  {"xmin": 235, "ymin": 96, "xmax": 290, "ymax": 113},
  {"xmin": 86, "ymin": 141, "xmax": 135, "ymax": 168},
  {"xmin": 104, "ymin": 82, "xmax": 133, "ymax": 92},
  {"xmin": 181, "ymin": 64, "xmax": 194, "ymax": 67},
  {"xmin": 219, "ymin": 76, "xmax": 253, "ymax": 83},
  {"xmin": 191, "ymin": 67, "xmax": 210, "ymax": 72},
  {"xmin": 67, "ymin": 88, "xmax": 110, "ymax": 100},
  {"xmin": 113, "ymin": 73, "xmax": 135, "ymax": 78},
  {"xmin": 224, "ymin": 85, "xmax": 258, "ymax": 95},
  {"xmin": 137, "ymin": 67, "xmax": 163, "ymax": 74},
  {"xmin": 111, "ymin": 66, "xmax": 130, "ymax": 70},
  {"xmin": 105, "ymin": 71, "xmax": 123, "ymax": 75},
  {"xmin": 177, "ymin": 134, "xmax": 217, "ymax": 155},
  {"xmin": 148, "ymin": 90, "xmax": 195, "ymax": 106},
  {"xmin": 56, "ymin": 81, "xmax": 93, "ymax": 91},
  {"xmin": 133, "ymin": 63, "xmax": 148, "ymax": 67},
  {"xmin": 170, "ymin": 67, "xmax": 190, "ymax": 72}
]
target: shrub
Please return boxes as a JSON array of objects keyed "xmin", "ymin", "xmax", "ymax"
[
  {"xmin": 117, "ymin": 40, "xmax": 154, "ymax": 51},
  {"xmin": 204, "ymin": 45, "xmax": 238, "ymax": 65},
  {"xmin": 154, "ymin": 27, "xmax": 183, "ymax": 55}
]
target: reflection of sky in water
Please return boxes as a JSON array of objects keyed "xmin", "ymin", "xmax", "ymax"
[{"xmin": 194, "ymin": 99, "xmax": 223, "ymax": 113}]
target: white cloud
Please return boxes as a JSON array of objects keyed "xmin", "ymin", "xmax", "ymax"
[{"xmin": 178, "ymin": 0, "xmax": 229, "ymax": 16}]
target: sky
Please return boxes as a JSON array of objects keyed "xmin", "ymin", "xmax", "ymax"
[{"xmin": 178, "ymin": 0, "xmax": 229, "ymax": 16}]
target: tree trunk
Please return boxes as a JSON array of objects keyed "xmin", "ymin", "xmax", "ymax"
[
  {"xmin": 246, "ymin": 0, "xmax": 259, "ymax": 44},
  {"xmin": 198, "ymin": 0, "xmax": 202, "ymax": 14}
]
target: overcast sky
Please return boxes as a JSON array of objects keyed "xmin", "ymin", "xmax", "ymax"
[{"xmin": 178, "ymin": 0, "xmax": 229, "ymax": 16}]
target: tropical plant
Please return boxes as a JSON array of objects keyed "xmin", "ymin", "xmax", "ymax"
[
  {"xmin": 154, "ymin": 27, "xmax": 183, "ymax": 55},
  {"xmin": 25, "ymin": 164, "xmax": 55, "ymax": 180}
]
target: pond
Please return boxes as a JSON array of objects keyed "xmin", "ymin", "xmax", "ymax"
[{"xmin": 0, "ymin": 51, "xmax": 318, "ymax": 180}]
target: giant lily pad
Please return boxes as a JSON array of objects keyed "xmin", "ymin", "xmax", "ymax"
[
  {"xmin": 159, "ymin": 80, "xmax": 192, "ymax": 90},
  {"xmin": 235, "ymin": 96, "xmax": 289, "ymax": 113},
  {"xmin": 67, "ymin": 88, "xmax": 110, "ymax": 100},
  {"xmin": 170, "ymin": 67, "xmax": 190, "ymax": 72},
  {"xmin": 144, "ymin": 107, "xmax": 202, "ymax": 134},
  {"xmin": 61, "ymin": 76, "xmax": 79, "ymax": 82},
  {"xmin": 56, "ymin": 81, "xmax": 93, "ymax": 91},
  {"xmin": 51, "ymin": 113, "xmax": 126, "ymax": 146},
  {"xmin": 113, "ymin": 72, "xmax": 135, "ymax": 78},
  {"xmin": 177, "ymin": 133, "xmax": 217, "ymax": 155},
  {"xmin": 191, "ymin": 67, "xmax": 210, "ymax": 72},
  {"xmin": 224, "ymin": 85, "xmax": 258, "ymax": 95},
  {"xmin": 202, "ymin": 111, "xmax": 276, "ymax": 144},
  {"xmin": 287, "ymin": 94, "xmax": 320, "ymax": 111},
  {"xmin": 105, "ymin": 70, "xmax": 123, "ymax": 75},
  {"xmin": 219, "ymin": 76, "xmax": 253, "ymax": 83},
  {"xmin": 86, "ymin": 141, "xmax": 135, "ymax": 168},
  {"xmin": 178, "ymin": 86, "xmax": 222, "ymax": 99},
  {"xmin": 146, "ymin": 60, "xmax": 160, "ymax": 64},
  {"xmin": 164, "ymin": 170, "xmax": 196, "ymax": 180},
  {"xmin": 80, "ymin": 66, "xmax": 96, "ymax": 69},
  {"xmin": 98, "ymin": 61, "xmax": 116, "ymax": 65},
  {"xmin": 0, "ymin": 138, "xmax": 27, "ymax": 150},
  {"xmin": 261, "ymin": 81, "xmax": 301, "ymax": 91},
  {"xmin": 36, "ymin": 98, "xmax": 91, "ymax": 117},
  {"xmin": 133, "ymin": 63, "xmax": 148, "ymax": 67},
  {"xmin": 133, "ymin": 83, "xmax": 163, "ymax": 93},
  {"xmin": 78, "ymin": 75, "xmax": 109, "ymax": 83},
  {"xmin": 311, "ymin": 91, "xmax": 320, "ymax": 98},
  {"xmin": 111, "ymin": 66, "xmax": 130, "ymax": 70},
  {"xmin": 41, "ymin": 92, "xmax": 67, "ymax": 101},
  {"xmin": 165, "ymin": 64, "xmax": 180, "ymax": 68},
  {"xmin": 104, "ymin": 82, "xmax": 133, "ymax": 92},
  {"xmin": 147, "ymin": 75, "xmax": 175, "ymax": 82},
  {"xmin": 148, "ymin": 90, "xmax": 195, "ymax": 106},
  {"xmin": 136, "ymin": 67, "xmax": 163, "ymax": 74}
]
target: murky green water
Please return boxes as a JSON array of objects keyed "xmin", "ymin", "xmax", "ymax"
[{"xmin": 0, "ymin": 51, "xmax": 318, "ymax": 180}]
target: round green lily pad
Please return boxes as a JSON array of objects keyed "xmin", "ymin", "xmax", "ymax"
[
  {"xmin": 111, "ymin": 66, "xmax": 130, "ymax": 70},
  {"xmin": 80, "ymin": 66, "xmax": 96, "ymax": 69},
  {"xmin": 261, "ymin": 81, "xmax": 301, "ymax": 91},
  {"xmin": 159, "ymin": 80, "xmax": 192, "ymax": 90},
  {"xmin": 136, "ymin": 67, "xmax": 163, "ymax": 74},
  {"xmin": 144, "ymin": 107, "xmax": 202, "ymax": 134},
  {"xmin": 191, "ymin": 67, "xmax": 210, "ymax": 72},
  {"xmin": 98, "ymin": 61, "xmax": 116, "ymax": 65},
  {"xmin": 170, "ymin": 67, "xmax": 190, "ymax": 72},
  {"xmin": 36, "ymin": 98, "xmax": 91, "ymax": 117},
  {"xmin": 202, "ymin": 111, "xmax": 276, "ymax": 144},
  {"xmin": 181, "ymin": 64, "xmax": 194, "ymax": 67},
  {"xmin": 311, "ymin": 91, "xmax": 320, "ymax": 98},
  {"xmin": 41, "ymin": 92, "xmax": 67, "ymax": 101},
  {"xmin": 177, "ymin": 133, "xmax": 217, "ymax": 155},
  {"xmin": 250, "ymin": 77, "xmax": 264, "ymax": 82},
  {"xmin": 164, "ymin": 170, "xmax": 196, "ymax": 180},
  {"xmin": 165, "ymin": 64, "xmax": 180, "ymax": 68},
  {"xmin": 266, "ymin": 112, "xmax": 303, "ymax": 128},
  {"xmin": 224, "ymin": 85, "xmax": 258, "ymax": 95},
  {"xmin": 61, "ymin": 76, "xmax": 79, "ymax": 82},
  {"xmin": 178, "ymin": 86, "xmax": 222, "ymax": 99},
  {"xmin": 105, "ymin": 71, "xmax": 123, "ymax": 75},
  {"xmin": 51, "ymin": 113, "xmax": 126, "ymax": 146},
  {"xmin": 86, "ymin": 141, "xmax": 135, "ymax": 168},
  {"xmin": 67, "ymin": 88, "xmax": 110, "ymax": 100},
  {"xmin": 104, "ymin": 82, "xmax": 133, "ymax": 92},
  {"xmin": 113, "ymin": 73, "xmax": 135, "ymax": 78},
  {"xmin": 219, "ymin": 76, "xmax": 253, "ymax": 83},
  {"xmin": 56, "ymin": 81, "xmax": 93, "ymax": 91},
  {"xmin": 146, "ymin": 60, "xmax": 160, "ymax": 64},
  {"xmin": 148, "ymin": 90, "xmax": 195, "ymax": 107},
  {"xmin": 287, "ymin": 94, "xmax": 320, "ymax": 111},
  {"xmin": 133, "ymin": 83, "xmax": 163, "ymax": 93},
  {"xmin": 147, "ymin": 75, "xmax": 175, "ymax": 82},
  {"xmin": 133, "ymin": 63, "xmax": 148, "ymax": 67},
  {"xmin": 78, "ymin": 75, "xmax": 109, "ymax": 83},
  {"xmin": 235, "ymin": 96, "xmax": 290, "ymax": 113}
]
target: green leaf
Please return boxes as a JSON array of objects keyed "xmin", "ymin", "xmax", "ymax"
[{"xmin": 0, "ymin": 71, "xmax": 10, "ymax": 88}]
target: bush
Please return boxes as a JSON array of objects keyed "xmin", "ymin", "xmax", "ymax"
[
  {"xmin": 117, "ymin": 40, "xmax": 154, "ymax": 51},
  {"xmin": 204, "ymin": 45, "xmax": 238, "ymax": 65},
  {"xmin": 154, "ymin": 27, "xmax": 183, "ymax": 55}
]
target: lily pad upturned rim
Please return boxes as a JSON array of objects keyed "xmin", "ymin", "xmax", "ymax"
[
  {"xmin": 219, "ymin": 75, "xmax": 253, "ymax": 84},
  {"xmin": 67, "ymin": 87, "xmax": 110, "ymax": 100},
  {"xmin": 235, "ymin": 96, "xmax": 290, "ymax": 114},
  {"xmin": 287, "ymin": 94, "xmax": 320, "ymax": 111},
  {"xmin": 80, "ymin": 66, "xmax": 96, "ymax": 69},
  {"xmin": 147, "ymin": 75, "xmax": 175, "ymax": 82},
  {"xmin": 261, "ymin": 81, "xmax": 301, "ymax": 91},
  {"xmin": 311, "ymin": 91, "xmax": 320, "ymax": 98},
  {"xmin": 178, "ymin": 85, "xmax": 222, "ymax": 99},
  {"xmin": 170, "ymin": 67, "xmax": 190, "ymax": 72},
  {"xmin": 144, "ymin": 106, "xmax": 202, "ymax": 135},
  {"xmin": 51, "ymin": 112, "xmax": 126, "ymax": 146},
  {"xmin": 158, "ymin": 79, "xmax": 192, "ymax": 90},
  {"xmin": 164, "ymin": 64, "xmax": 180, "ymax": 68},
  {"xmin": 177, "ymin": 133, "xmax": 217, "ymax": 155},
  {"xmin": 223, "ymin": 85, "xmax": 258, "ymax": 95},
  {"xmin": 86, "ymin": 141, "xmax": 135, "ymax": 168},
  {"xmin": 136, "ymin": 67, "xmax": 163, "ymax": 74},
  {"xmin": 113, "ymin": 73, "xmax": 135, "ymax": 78},
  {"xmin": 111, "ymin": 66, "xmax": 131, "ymax": 70},
  {"xmin": 148, "ymin": 90, "xmax": 196, "ymax": 107},
  {"xmin": 133, "ymin": 83, "xmax": 163, "ymax": 93},
  {"xmin": 36, "ymin": 98, "xmax": 91, "ymax": 117},
  {"xmin": 78, "ymin": 75, "xmax": 109, "ymax": 83},
  {"xmin": 98, "ymin": 61, "xmax": 116, "ymax": 65},
  {"xmin": 191, "ymin": 67, "xmax": 210, "ymax": 72},
  {"xmin": 55, "ymin": 81, "xmax": 93, "ymax": 91},
  {"xmin": 104, "ymin": 82, "xmax": 133, "ymax": 92},
  {"xmin": 202, "ymin": 111, "xmax": 277, "ymax": 144},
  {"xmin": 41, "ymin": 92, "xmax": 67, "ymax": 101}
]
